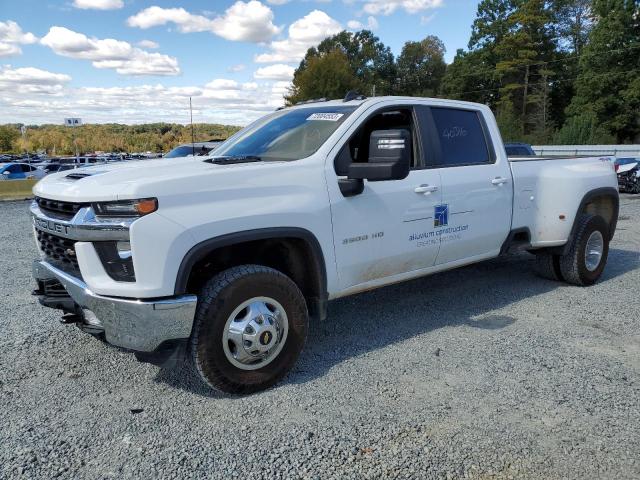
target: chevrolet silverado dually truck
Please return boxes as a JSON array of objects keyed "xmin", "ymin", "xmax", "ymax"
[{"xmin": 31, "ymin": 96, "xmax": 619, "ymax": 393}]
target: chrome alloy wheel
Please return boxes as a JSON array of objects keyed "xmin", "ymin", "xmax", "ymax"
[
  {"xmin": 584, "ymin": 230, "xmax": 604, "ymax": 272},
  {"xmin": 222, "ymin": 297, "xmax": 288, "ymax": 370}
]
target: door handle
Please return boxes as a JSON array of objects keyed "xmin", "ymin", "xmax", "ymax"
[
  {"xmin": 414, "ymin": 184, "xmax": 438, "ymax": 195},
  {"xmin": 491, "ymin": 177, "xmax": 508, "ymax": 185}
]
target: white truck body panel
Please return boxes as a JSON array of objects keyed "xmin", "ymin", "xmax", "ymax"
[
  {"xmin": 32, "ymin": 96, "xmax": 618, "ymax": 303},
  {"xmin": 509, "ymin": 157, "xmax": 618, "ymax": 247}
]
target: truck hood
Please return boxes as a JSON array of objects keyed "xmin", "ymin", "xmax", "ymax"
[{"xmin": 33, "ymin": 157, "xmax": 272, "ymax": 202}]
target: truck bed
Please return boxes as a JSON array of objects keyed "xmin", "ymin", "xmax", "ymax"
[{"xmin": 508, "ymin": 154, "xmax": 617, "ymax": 248}]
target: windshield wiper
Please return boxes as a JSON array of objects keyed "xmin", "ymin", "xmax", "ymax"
[{"xmin": 206, "ymin": 155, "xmax": 262, "ymax": 165}]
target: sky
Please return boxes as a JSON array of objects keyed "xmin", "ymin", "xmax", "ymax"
[{"xmin": 0, "ymin": 0, "xmax": 479, "ymax": 126}]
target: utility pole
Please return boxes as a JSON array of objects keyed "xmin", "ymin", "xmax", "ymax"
[
  {"xmin": 64, "ymin": 118, "xmax": 82, "ymax": 162},
  {"xmin": 190, "ymin": 97, "xmax": 195, "ymax": 157}
]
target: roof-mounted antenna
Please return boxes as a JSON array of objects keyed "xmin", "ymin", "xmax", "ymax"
[{"xmin": 344, "ymin": 90, "xmax": 366, "ymax": 102}]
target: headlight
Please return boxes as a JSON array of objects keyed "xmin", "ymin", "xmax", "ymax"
[{"xmin": 93, "ymin": 198, "xmax": 158, "ymax": 217}]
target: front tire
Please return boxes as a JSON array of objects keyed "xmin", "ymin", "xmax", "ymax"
[
  {"xmin": 559, "ymin": 214, "xmax": 610, "ymax": 286},
  {"xmin": 190, "ymin": 265, "xmax": 309, "ymax": 394}
]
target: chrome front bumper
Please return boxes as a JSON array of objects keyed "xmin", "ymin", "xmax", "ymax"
[{"xmin": 33, "ymin": 260, "xmax": 197, "ymax": 352}]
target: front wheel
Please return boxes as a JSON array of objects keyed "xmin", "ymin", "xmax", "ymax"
[
  {"xmin": 190, "ymin": 265, "xmax": 309, "ymax": 394},
  {"xmin": 559, "ymin": 214, "xmax": 610, "ymax": 286}
]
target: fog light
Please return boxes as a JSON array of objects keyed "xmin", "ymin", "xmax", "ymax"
[
  {"xmin": 116, "ymin": 241, "xmax": 132, "ymax": 259},
  {"xmin": 94, "ymin": 241, "xmax": 136, "ymax": 282}
]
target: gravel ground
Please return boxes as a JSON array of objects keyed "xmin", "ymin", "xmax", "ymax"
[{"xmin": 1, "ymin": 195, "xmax": 639, "ymax": 480}]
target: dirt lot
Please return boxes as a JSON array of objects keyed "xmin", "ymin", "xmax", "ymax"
[{"xmin": 1, "ymin": 195, "xmax": 639, "ymax": 479}]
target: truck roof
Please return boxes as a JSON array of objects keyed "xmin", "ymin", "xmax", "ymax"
[{"xmin": 283, "ymin": 95, "xmax": 491, "ymax": 111}]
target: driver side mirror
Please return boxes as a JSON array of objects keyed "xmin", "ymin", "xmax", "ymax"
[{"xmin": 347, "ymin": 129, "xmax": 412, "ymax": 182}]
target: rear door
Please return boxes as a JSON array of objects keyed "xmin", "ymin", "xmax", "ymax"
[{"xmin": 423, "ymin": 106, "xmax": 513, "ymax": 265}]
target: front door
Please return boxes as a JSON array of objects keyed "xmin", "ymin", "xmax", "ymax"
[{"xmin": 327, "ymin": 105, "xmax": 443, "ymax": 290}]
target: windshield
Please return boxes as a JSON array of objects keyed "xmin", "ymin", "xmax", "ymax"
[
  {"xmin": 615, "ymin": 158, "xmax": 638, "ymax": 166},
  {"xmin": 165, "ymin": 145, "xmax": 213, "ymax": 158},
  {"xmin": 214, "ymin": 105, "xmax": 357, "ymax": 161}
]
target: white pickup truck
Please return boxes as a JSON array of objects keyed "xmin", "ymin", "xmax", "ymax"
[{"xmin": 31, "ymin": 96, "xmax": 619, "ymax": 393}]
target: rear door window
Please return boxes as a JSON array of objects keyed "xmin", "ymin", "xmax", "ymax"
[{"xmin": 431, "ymin": 108, "xmax": 492, "ymax": 166}]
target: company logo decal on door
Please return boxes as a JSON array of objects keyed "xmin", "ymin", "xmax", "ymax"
[{"xmin": 434, "ymin": 204, "xmax": 449, "ymax": 227}]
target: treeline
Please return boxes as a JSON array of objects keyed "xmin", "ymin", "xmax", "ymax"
[
  {"xmin": 0, "ymin": 123, "xmax": 240, "ymax": 155},
  {"xmin": 287, "ymin": 0, "xmax": 640, "ymax": 144}
]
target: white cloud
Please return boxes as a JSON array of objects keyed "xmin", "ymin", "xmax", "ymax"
[
  {"xmin": 206, "ymin": 78, "xmax": 241, "ymax": 90},
  {"xmin": 420, "ymin": 13, "xmax": 436, "ymax": 24},
  {"xmin": 347, "ymin": 16, "xmax": 378, "ymax": 30},
  {"xmin": 255, "ymin": 10, "xmax": 342, "ymax": 63},
  {"xmin": 40, "ymin": 26, "xmax": 180, "ymax": 76},
  {"xmin": 227, "ymin": 63, "xmax": 246, "ymax": 72},
  {"xmin": 72, "ymin": 0, "xmax": 124, "ymax": 10},
  {"xmin": 0, "ymin": 74, "xmax": 290, "ymax": 125},
  {"xmin": 127, "ymin": 1, "xmax": 281, "ymax": 43},
  {"xmin": 137, "ymin": 39, "xmax": 159, "ymax": 49},
  {"xmin": 0, "ymin": 21, "xmax": 38, "ymax": 57},
  {"xmin": 266, "ymin": 0, "xmax": 290, "ymax": 4},
  {"xmin": 270, "ymin": 80, "xmax": 291, "ymax": 95},
  {"xmin": 0, "ymin": 66, "xmax": 71, "ymax": 94},
  {"xmin": 254, "ymin": 64, "xmax": 295, "ymax": 80},
  {"xmin": 363, "ymin": 0, "xmax": 443, "ymax": 15}
]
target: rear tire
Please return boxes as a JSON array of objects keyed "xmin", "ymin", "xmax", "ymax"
[
  {"xmin": 190, "ymin": 265, "xmax": 309, "ymax": 394},
  {"xmin": 559, "ymin": 214, "xmax": 609, "ymax": 286},
  {"xmin": 533, "ymin": 251, "xmax": 563, "ymax": 281}
]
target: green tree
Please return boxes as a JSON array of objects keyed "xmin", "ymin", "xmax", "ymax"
[
  {"xmin": 554, "ymin": 112, "xmax": 616, "ymax": 143},
  {"xmin": 566, "ymin": 0, "xmax": 640, "ymax": 142},
  {"xmin": 286, "ymin": 49, "xmax": 363, "ymax": 104},
  {"xmin": 291, "ymin": 30, "xmax": 395, "ymax": 102},
  {"xmin": 553, "ymin": 0, "xmax": 593, "ymax": 55},
  {"xmin": 494, "ymin": 0, "xmax": 558, "ymax": 139},
  {"xmin": 0, "ymin": 125, "xmax": 19, "ymax": 152},
  {"xmin": 441, "ymin": 48, "xmax": 501, "ymax": 107},
  {"xmin": 396, "ymin": 36, "xmax": 447, "ymax": 96}
]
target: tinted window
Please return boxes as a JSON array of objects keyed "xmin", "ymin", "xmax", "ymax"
[
  {"xmin": 432, "ymin": 108, "xmax": 490, "ymax": 166},
  {"xmin": 615, "ymin": 158, "xmax": 638, "ymax": 166},
  {"xmin": 505, "ymin": 146, "xmax": 532, "ymax": 156},
  {"xmin": 164, "ymin": 145, "xmax": 212, "ymax": 158},
  {"xmin": 7, "ymin": 164, "xmax": 22, "ymax": 173}
]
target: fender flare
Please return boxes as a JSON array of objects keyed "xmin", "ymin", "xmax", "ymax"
[
  {"xmin": 174, "ymin": 226, "xmax": 328, "ymax": 305},
  {"xmin": 560, "ymin": 187, "xmax": 619, "ymax": 255}
]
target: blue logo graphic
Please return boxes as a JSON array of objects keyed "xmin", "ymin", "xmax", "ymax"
[{"xmin": 434, "ymin": 204, "xmax": 449, "ymax": 227}]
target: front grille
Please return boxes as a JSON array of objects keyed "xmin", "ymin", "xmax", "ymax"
[
  {"xmin": 36, "ymin": 197, "xmax": 88, "ymax": 220},
  {"xmin": 36, "ymin": 230, "xmax": 80, "ymax": 275}
]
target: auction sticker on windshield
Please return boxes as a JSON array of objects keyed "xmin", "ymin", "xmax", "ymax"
[{"xmin": 307, "ymin": 113, "xmax": 344, "ymax": 121}]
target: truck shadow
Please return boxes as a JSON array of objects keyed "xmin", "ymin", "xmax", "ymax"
[{"xmin": 154, "ymin": 248, "xmax": 639, "ymax": 396}]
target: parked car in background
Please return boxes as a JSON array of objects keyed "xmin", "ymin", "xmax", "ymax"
[
  {"xmin": 614, "ymin": 157, "xmax": 640, "ymax": 193},
  {"xmin": 504, "ymin": 142, "xmax": 536, "ymax": 156},
  {"xmin": 42, "ymin": 163, "xmax": 82, "ymax": 175},
  {"xmin": 0, "ymin": 162, "xmax": 46, "ymax": 180},
  {"xmin": 163, "ymin": 141, "xmax": 221, "ymax": 158}
]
